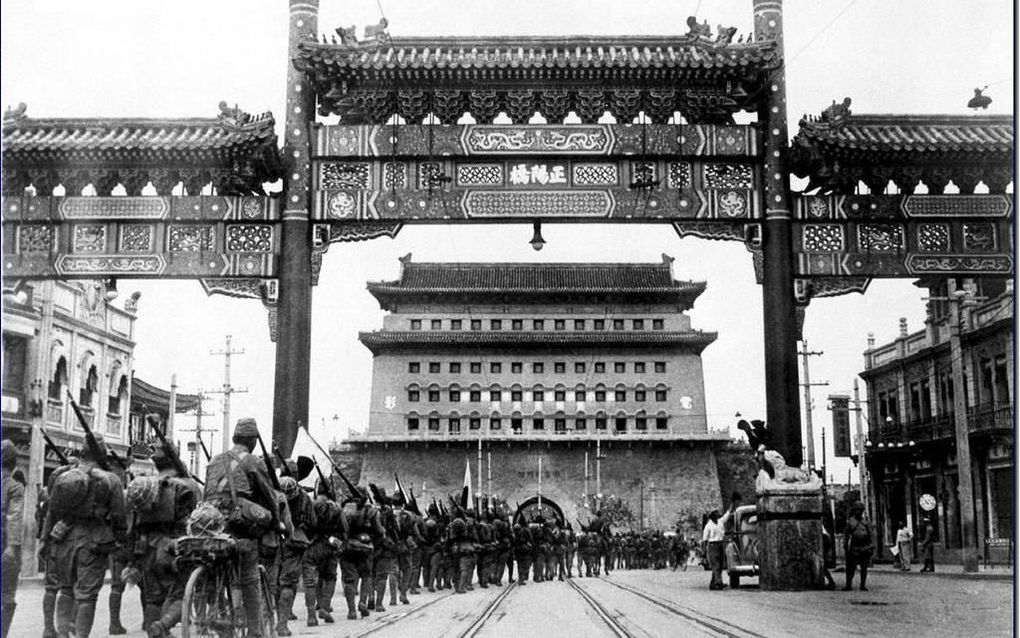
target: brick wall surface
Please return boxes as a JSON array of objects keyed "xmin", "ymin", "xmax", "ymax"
[{"xmin": 334, "ymin": 440, "xmax": 724, "ymax": 531}]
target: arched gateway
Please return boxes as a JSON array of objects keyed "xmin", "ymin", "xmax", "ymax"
[{"xmin": 513, "ymin": 496, "xmax": 566, "ymax": 529}]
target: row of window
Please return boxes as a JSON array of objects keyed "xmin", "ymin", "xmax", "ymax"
[
  {"xmin": 409, "ymin": 361, "xmax": 668, "ymax": 374},
  {"xmin": 407, "ymin": 416, "xmax": 670, "ymax": 432},
  {"xmin": 409, "ymin": 318, "xmax": 666, "ymax": 332},
  {"xmin": 409, "ymin": 388, "xmax": 669, "ymax": 402}
]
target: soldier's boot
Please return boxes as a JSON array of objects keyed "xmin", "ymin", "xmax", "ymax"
[
  {"xmin": 55, "ymin": 592, "xmax": 75, "ymax": 638},
  {"xmin": 142, "ymin": 605, "xmax": 162, "ymax": 633},
  {"xmin": 343, "ymin": 583, "xmax": 359, "ymax": 620},
  {"xmin": 75, "ymin": 600, "xmax": 97, "ymax": 638},
  {"xmin": 319, "ymin": 577, "xmax": 336, "ymax": 616},
  {"xmin": 359, "ymin": 578, "xmax": 373, "ymax": 614},
  {"xmin": 43, "ymin": 589, "xmax": 58, "ymax": 638},
  {"xmin": 373, "ymin": 590, "xmax": 386, "ymax": 613},
  {"xmin": 276, "ymin": 587, "xmax": 294, "ymax": 636},
  {"xmin": 108, "ymin": 591, "xmax": 127, "ymax": 635},
  {"xmin": 1, "ymin": 602, "xmax": 15, "ymax": 638},
  {"xmin": 304, "ymin": 586, "xmax": 318, "ymax": 627},
  {"xmin": 389, "ymin": 573, "xmax": 398, "ymax": 606}
]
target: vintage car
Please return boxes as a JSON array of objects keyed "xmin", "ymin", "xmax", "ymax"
[{"xmin": 724, "ymin": 504, "xmax": 759, "ymax": 588}]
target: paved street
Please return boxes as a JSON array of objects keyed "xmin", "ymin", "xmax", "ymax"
[{"xmin": 13, "ymin": 567, "xmax": 1012, "ymax": 638}]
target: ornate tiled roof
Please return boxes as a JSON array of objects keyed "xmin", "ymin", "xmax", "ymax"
[
  {"xmin": 359, "ymin": 330, "xmax": 717, "ymax": 354},
  {"xmin": 367, "ymin": 256, "xmax": 706, "ymax": 306},
  {"xmin": 1, "ymin": 103, "xmax": 283, "ymax": 194},
  {"xmin": 789, "ymin": 99, "xmax": 1014, "ymax": 194},
  {"xmin": 295, "ymin": 30, "xmax": 777, "ymax": 123},
  {"xmin": 298, "ymin": 35, "xmax": 776, "ymax": 74}
]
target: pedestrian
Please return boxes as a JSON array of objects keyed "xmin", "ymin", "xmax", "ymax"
[
  {"xmin": 919, "ymin": 518, "xmax": 936, "ymax": 573},
  {"xmin": 843, "ymin": 502, "xmax": 873, "ymax": 591},
  {"xmin": 895, "ymin": 521, "xmax": 913, "ymax": 571},
  {"xmin": 701, "ymin": 497, "xmax": 738, "ymax": 590},
  {"xmin": 1, "ymin": 440, "xmax": 25, "ymax": 638}
]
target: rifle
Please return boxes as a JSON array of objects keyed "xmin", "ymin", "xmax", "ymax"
[
  {"xmin": 256, "ymin": 434, "xmax": 282, "ymax": 492},
  {"xmin": 145, "ymin": 414, "xmax": 204, "ymax": 485},
  {"xmin": 315, "ymin": 463, "xmax": 336, "ymax": 500},
  {"xmin": 196, "ymin": 435, "xmax": 212, "ymax": 462},
  {"xmin": 65, "ymin": 390, "xmax": 111, "ymax": 472},
  {"xmin": 37, "ymin": 426, "xmax": 69, "ymax": 465},
  {"xmin": 301, "ymin": 426, "xmax": 363, "ymax": 501},
  {"xmin": 273, "ymin": 444, "xmax": 293, "ymax": 477}
]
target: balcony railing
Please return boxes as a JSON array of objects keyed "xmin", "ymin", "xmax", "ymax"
[{"xmin": 968, "ymin": 402, "xmax": 1014, "ymax": 434}]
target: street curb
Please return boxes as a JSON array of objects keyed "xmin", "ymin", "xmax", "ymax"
[{"xmin": 869, "ymin": 568, "xmax": 1013, "ymax": 582}]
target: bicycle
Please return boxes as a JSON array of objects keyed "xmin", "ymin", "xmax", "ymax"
[{"xmin": 177, "ymin": 535, "xmax": 277, "ymax": 638}]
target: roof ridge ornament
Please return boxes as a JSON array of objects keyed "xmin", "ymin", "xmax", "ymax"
[
  {"xmin": 3, "ymin": 102, "xmax": 27, "ymax": 125},
  {"xmin": 217, "ymin": 101, "xmax": 273, "ymax": 129},
  {"xmin": 799, "ymin": 97, "xmax": 852, "ymax": 132}
]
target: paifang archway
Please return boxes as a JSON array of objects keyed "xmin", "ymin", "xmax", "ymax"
[{"xmin": 1, "ymin": 0, "xmax": 1012, "ymax": 468}]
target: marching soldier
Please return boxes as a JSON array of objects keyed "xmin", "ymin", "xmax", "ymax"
[
  {"xmin": 276, "ymin": 476, "xmax": 317, "ymax": 635},
  {"xmin": 203, "ymin": 418, "xmax": 282, "ymax": 637},
  {"xmin": 307, "ymin": 480, "xmax": 342, "ymax": 623},
  {"xmin": 421, "ymin": 504, "xmax": 443, "ymax": 592},
  {"xmin": 106, "ymin": 455, "xmax": 134, "ymax": 635},
  {"xmin": 42, "ymin": 433, "xmax": 126, "ymax": 638},
  {"xmin": 529, "ymin": 515, "xmax": 547, "ymax": 582},
  {"xmin": 394, "ymin": 494, "xmax": 422, "ymax": 604},
  {"xmin": 511, "ymin": 517, "xmax": 533, "ymax": 585},
  {"xmin": 123, "ymin": 438, "xmax": 201, "ymax": 638},
  {"xmin": 371, "ymin": 489, "xmax": 400, "ymax": 610},
  {"xmin": 1, "ymin": 440, "xmax": 24, "ymax": 638},
  {"xmin": 491, "ymin": 510, "xmax": 512, "ymax": 586},
  {"xmin": 449, "ymin": 507, "xmax": 475, "ymax": 593},
  {"xmin": 563, "ymin": 523, "xmax": 577, "ymax": 578},
  {"xmin": 339, "ymin": 487, "xmax": 381, "ymax": 619},
  {"xmin": 475, "ymin": 510, "xmax": 494, "ymax": 589}
]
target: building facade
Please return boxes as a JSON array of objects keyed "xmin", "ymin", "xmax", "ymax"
[
  {"xmin": 337, "ymin": 255, "xmax": 729, "ymax": 529},
  {"xmin": 860, "ymin": 277, "xmax": 1013, "ymax": 564}
]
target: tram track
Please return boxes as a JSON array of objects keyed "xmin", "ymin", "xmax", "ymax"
[
  {"xmin": 565, "ymin": 576, "xmax": 637, "ymax": 638},
  {"xmin": 350, "ymin": 591, "xmax": 456, "ymax": 638},
  {"xmin": 595, "ymin": 577, "xmax": 768, "ymax": 638},
  {"xmin": 455, "ymin": 581, "xmax": 518, "ymax": 638}
]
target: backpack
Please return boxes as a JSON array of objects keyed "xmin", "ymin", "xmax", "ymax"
[{"xmin": 49, "ymin": 466, "xmax": 93, "ymax": 518}]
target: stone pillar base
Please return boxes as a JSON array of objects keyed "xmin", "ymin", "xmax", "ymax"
[{"xmin": 757, "ymin": 486, "xmax": 825, "ymax": 591}]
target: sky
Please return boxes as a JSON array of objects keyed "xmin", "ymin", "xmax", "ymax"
[{"xmin": 1, "ymin": 0, "xmax": 1013, "ymax": 484}]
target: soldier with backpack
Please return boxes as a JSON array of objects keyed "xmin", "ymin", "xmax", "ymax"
[
  {"xmin": 339, "ymin": 488, "xmax": 381, "ymax": 619},
  {"xmin": 276, "ymin": 476, "xmax": 317, "ymax": 636},
  {"xmin": 123, "ymin": 437, "xmax": 201, "ymax": 638},
  {"xmin": 1, "ymin": 440, "xmax": 24, "ymax": 638},
  {"xmin": 203, "ymin": 418, "xmax": 282, "ymax": 637},
  {"xmin": 307, "ymin": 480, "xmax": 342, "ymax": 623},
  {"xmin": 41, "ymin": 433, "xmax": 126, "ymax": 638}
]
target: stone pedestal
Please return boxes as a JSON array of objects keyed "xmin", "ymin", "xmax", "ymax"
[{"xmin": 757, "ymin": 486, "xmax": 825, "ymax": 591}]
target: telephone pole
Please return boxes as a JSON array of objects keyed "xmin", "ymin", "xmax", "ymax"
[
  {"xmin": 947, "ymin": 281, "xmax": 979, "ymax": 572},
  {"xmin": 852, "ymin": 379, "xmax": 869, "ymax": 516},
  {"xmin": 798, "ymin": 341, "xmax": 828, "ymax": 471},
  {"xmin": 179, "ymin": 392, "xmax": 215, "ymax": 475},
  {"xmin": 208, "ymin": 335, "xmax": 247, "ymax": 453}
]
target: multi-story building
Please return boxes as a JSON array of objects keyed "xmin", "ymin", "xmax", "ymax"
[
  {"xmin": 2, "ymin": 279, "xmax": 196, "ymax": 569},
  {"xmin": 860, "ymin": 277, "xmax": 1013, "ymax": 564},
  {"xmin": 337, "ymin": 255, "xmax": 730, "ymax": 529}
]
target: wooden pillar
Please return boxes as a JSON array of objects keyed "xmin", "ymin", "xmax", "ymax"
[
  {"xmin": 273, "ymin": 0, "xmax": 318, "ymax": 455},
  {"xmin": 754, "ymin": 0, "xmax": 802, "ymax": 467}
]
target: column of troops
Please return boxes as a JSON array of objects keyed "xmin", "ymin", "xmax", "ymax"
[{"xmin": 1, "ymin": 418, "xmax": 695, "ymax": 638}]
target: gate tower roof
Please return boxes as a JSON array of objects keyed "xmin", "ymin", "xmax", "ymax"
[
  {"xmin": 2, "ymin": 102, "xmax": 283, "ymax": 194},
  {"xmin": 296, "ymin": 33, "xmax": 777, "ymax": 123},
  {"xmin": 789, "ymin": 99, "xmax": 1013, "ymax": 194},
  {"xmin": 358, "ymin": 329, "xmax": 718, "ymax": 355},
  {"xmin": 366, "ymin": 256, "xmax": 706, "ymax": 308}
]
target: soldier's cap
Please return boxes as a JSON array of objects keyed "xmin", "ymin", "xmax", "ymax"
[
  {"xmin": 233, "ymin": 418, "xmax": 260, "ymax": 440},
  {"xmin": 279, "ymin": 476, "xmax": 300, "ymax": 498},
  {"xmin": 80, "ymin": 432, "xmax": 109, "ymax": 460},
  {"xmin": 0, "ymin": 439, "xmax": 17, "ymax": 466}
]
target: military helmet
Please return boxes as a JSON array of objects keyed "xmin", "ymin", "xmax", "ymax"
[
  {"xmin": 279, "ymin": 476, "xmax": 300, "ymax": 499},
  {"xmin": 0, "ymin": 439, "xmax": 17, "ymax": 466}
]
